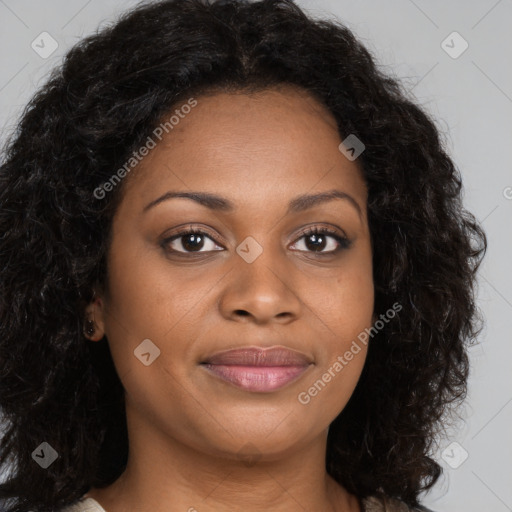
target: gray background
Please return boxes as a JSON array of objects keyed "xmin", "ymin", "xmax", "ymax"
[{"xmin": 1, "ymin": 1, "xmax": 511, "ymax": 510}]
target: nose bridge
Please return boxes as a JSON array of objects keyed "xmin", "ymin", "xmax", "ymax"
[
  {"xmin": 219, "ymin": 231, "xmax": 301, "ymax": 322},
  {"xmin": 235, "ymin": 232, "xmax": 288, "ymax": 295}
]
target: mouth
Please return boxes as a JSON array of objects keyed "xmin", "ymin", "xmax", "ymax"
[{"xmin": 200, "ymin": 346, "xmax": 314, "ymax": 393}]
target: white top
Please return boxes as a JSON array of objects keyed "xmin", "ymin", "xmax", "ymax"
[{"xmin": 61, "ymin": 497, "xmax": 107, "ymax": 512}]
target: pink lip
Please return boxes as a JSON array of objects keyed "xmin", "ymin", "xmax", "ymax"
[{"xmin": 200, "ymin": 346, "xmax": 313, "ymax": 392}]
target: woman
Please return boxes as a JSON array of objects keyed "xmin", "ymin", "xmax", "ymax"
[{"xmin": 0, "ymin": 0, "xmax": 486, "ymax": 511}]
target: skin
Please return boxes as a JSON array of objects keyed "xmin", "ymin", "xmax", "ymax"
[{"xmin": 84, "ymin": 85, "xmax": 375, "ymax": 512}]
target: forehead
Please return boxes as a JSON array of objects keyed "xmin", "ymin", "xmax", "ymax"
[{"xmin": 120, "ymin": 86, "xmax": 367, "ymax": 213}]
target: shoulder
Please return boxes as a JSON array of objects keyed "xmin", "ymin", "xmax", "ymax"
[
  {"xmin": 361, "ymin": 493, "xmax": 436, "ymax": 512},
  {"xmin": 59, "ymin": 497, "xmax": 107, "ymax": 512}
]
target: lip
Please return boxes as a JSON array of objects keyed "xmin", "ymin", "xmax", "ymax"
[
  {"xmin": 202, "ymin": 346, "xmax": 313, "ymax": 366},
  {"xmin": 200, "ymin": 346, "xmax": 313, "ymax": 392}
]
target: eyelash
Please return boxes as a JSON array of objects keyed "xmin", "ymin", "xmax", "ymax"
[{"xmin": 161, "ymin": 226, "xmax": 351, "ymax": 257}]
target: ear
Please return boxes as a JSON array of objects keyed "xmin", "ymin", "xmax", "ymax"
[{"xmin": 83, "ymin": 287, "xmax": 107, "ymax": 342}]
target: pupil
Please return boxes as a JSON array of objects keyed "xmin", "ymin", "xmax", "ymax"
[
  {"xmin": 306, "ymin": 233, "xmax": 325, "ymax": 252},
  {"xmin": 183, "ymin": 233, "xmax": 204, "ymax": 251}
]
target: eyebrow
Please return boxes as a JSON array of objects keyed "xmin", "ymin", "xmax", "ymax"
[{"xmin": 142, "ymin": 189, "xmax": 363, "ymax": 220}]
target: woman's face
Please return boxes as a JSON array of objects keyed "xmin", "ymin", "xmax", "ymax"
[{"xmin": 93, "ymin": 86, "xmax": 374, "ymax": 461}]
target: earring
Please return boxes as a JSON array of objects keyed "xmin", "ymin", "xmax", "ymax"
[{"xmin": 85, "ymin": 319, "xmax": 95, "ymax": 337}]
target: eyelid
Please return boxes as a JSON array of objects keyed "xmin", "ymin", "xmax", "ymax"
[
  {"xmin": 163, "ymin": 224, "xmax": 225, "ymax": 244},
  {"xmin": 293, "ymin": 224, "xmax": 346, "ymax": 240}
]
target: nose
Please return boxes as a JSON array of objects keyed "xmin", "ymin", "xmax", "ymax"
[{"xmin": 218, "ymin": 250, "xmax": 301, "ymax": 325}]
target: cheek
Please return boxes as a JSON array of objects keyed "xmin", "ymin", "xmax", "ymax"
[
  {"xmin": 297, "ymin": 347, "xmax": 366, "ymax": 422},
  {"xmin": 297, "ymin": 272, "xmax": 372, "ymax": 417},
  {"xmin": 298, "ymin": 252, "xmax": 373, "ymax": 410},
  {"xmin": 103, "ymin": 239, "xmax": 186, "ymax": 338},
  {"xmin": 102, "ymin": 237, "xmax": 220, "ymax": 384},
  {"xmin": 100, "ymin": 239, "xmax": 174, "ymax": 377},
  {"xmin": 312, "ymin": 253, "xmax": 374, "ymax": 346}
]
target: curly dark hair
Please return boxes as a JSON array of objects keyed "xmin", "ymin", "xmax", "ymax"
[{"xmin": 0, "ymin": 0, "xmax": 487, "ymax": 510}]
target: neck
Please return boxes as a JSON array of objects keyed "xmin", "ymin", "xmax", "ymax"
[{"xmin": 86, "ymin": 404, "xmax": 360, "ymax": 512}]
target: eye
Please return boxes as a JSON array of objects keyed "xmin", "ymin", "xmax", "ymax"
[
  {"xmin": 162, "ymin": 228, "xmax": 224, "ymax": 254},
  {"xmin": 290, "ymin": 227, "xmax": 351, "ymax": 255},
  {"xmin": 161, "ymin": 225, "xmax": 351, "ymax": 257}
]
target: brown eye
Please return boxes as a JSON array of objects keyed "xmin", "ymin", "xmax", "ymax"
[
  {"xmin": 163, "ymin": 229, "xmax": 224, "ymax": 254},
  {"xmin": 290, "ymin": 227, "xmax": 351, "ymax": 254}
]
